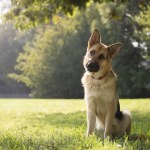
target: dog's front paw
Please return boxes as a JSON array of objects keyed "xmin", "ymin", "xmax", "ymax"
[
  {"xmin": 85, "ymin": 131, "xmax": 94, "ymax": 137},
  {"xmin": 86, "ymin": 132, "xmax": 91, "ymax": 137}
]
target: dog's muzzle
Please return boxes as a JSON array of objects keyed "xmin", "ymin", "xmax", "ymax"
[{"xmin": 86, "ymin": 61, "xmax": 100, "ymax": 72}]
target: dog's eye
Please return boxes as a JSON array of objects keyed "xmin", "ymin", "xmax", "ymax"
[
  {"xmin": 90, "ymin": 50, "xmax": 96, "ymax": 56},
  {"xmin": 98, "ymin": 54, "xmax": 105, "ymax": 60}
]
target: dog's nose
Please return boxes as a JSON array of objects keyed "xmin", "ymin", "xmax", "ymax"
[{"xmin": 86, "ymin": 61, "xmax": 100, "ymax": 72}]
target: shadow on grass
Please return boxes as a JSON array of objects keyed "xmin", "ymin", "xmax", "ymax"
[
  {"xmin": 34, "ymin": 111, "xmax": 87, "ymax": 128},
  {"xmin": 0, "ymin": 110, "xmax": 150, "ymax": 149},
  {"xmin": 127, "ymin": 110, "xmax": 150, "ymax": 143},
  {"xmin": 111, "ymin": 110, "xmax": 150, "ymax": 150},
  {"xmin": 131, "ymin": 110, "xmax": 150, "ymax": 132},
  {"xmin": 34, "ymin": 109, "xmax": 150, "ymax": 131},
  {"xmin": 32, "ymin": 110, "xmax": 150, "ymax": 148}
]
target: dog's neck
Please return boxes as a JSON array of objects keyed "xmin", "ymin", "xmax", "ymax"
[
  {"xmin": 89, "ymin": 68, "xmax": 117, "ymax": 81},
  {"xmin": 91, "ymin": 72, "xmax": 108, "ymax": 80},
  {"xmin": 81, "ymin": 69, "xmax": 117, "ymax": 89}
]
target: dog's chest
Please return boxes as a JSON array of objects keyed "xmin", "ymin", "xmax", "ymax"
[
  {"xmin": 83, "ymin": 75, "xmax": 116, "ymax": 115},
  {"xmin": 84, "ymin": 80, "xmax": 115, "ymax": 102},
  {"xmin": 87, "ymin": 87, "xmax": 114, "ymax": 114},
  {"xmin": 82, "ymin": 73, "xmax": 117, "ymax": 109}
]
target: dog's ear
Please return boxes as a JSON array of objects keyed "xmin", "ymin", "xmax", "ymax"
[
  {"xmin": 108, "ymin": 43, "xmax": 122, "ymax": 58},
  {"xmin": 88, "ymin": 29, "xmax": 101, "ymax": 48}
]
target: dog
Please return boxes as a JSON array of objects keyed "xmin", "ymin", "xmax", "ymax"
[{"xmin": 81, "ymin": 29, "xmax": 131, "ymax": 138}]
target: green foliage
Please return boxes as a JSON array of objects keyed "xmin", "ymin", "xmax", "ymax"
[
  {"xmin": 135, "ymin": 6, "xmax": 150, "ymax": 58},
  {"xmin": 5, "ymin": 0, "xmax": 150, "ymax": 30},
  {"xmin": 5, "ymin": 0, "xmax": 120, "ymax": 29},
  {"xmin": 0, "ymin": 23, "xmax": 32, "ymax": 97},
  {"xmin": 9, "ymin": 15, "xmax": 89, "ymax": 97},
  {"xmin": 9, "ymin": 1, "xmax": 150, "ymax": 98},
  {"xmin": 0, "ymin": 99, "xmax": 149, "ymax": 149}
]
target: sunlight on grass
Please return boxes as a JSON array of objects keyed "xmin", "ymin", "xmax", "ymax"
[{"xmin": 0, "ymin": 99, "xmax": 149, "ymax": 149}]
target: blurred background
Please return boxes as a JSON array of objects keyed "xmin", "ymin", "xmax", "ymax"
[{"xmin": 0, "ymin": 0, "xmax": 149, "ymax": 98}]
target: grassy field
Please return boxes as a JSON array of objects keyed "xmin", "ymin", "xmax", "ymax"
[{"xmin": 0, "ymin": 99, "xmax": 149, "ymax": 150}]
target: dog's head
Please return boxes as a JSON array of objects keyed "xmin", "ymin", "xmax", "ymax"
[{"xmin": 83, "ymin": 29, "xmax": 122, "ymax": 77}]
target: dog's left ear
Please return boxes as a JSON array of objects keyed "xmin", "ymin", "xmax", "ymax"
[
  {"xmin": 108, "ymin": 43, "xmax": 122, "ymax": 58},
  {"xmin": 88, "ymin": 29, "xmax": 101, "ymax": 48}
]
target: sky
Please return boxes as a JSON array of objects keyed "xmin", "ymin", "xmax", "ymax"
[{"xmin": 0, "ymin": 0, "xmax": 11, "ymax": 23}]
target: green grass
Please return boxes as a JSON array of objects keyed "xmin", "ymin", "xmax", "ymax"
[{"xmin": 0, "ymin": 99, "xmax": 149, "ymax": 150}]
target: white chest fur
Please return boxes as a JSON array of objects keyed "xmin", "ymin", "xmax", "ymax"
[{"xmin": 82, "ymin": 73, "xmax": 117, "ymax": 99}]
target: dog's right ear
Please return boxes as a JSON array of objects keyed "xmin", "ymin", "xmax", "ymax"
[{"xmin": 88, "ymin": 29, "xmax": 101, "ymax": 48}]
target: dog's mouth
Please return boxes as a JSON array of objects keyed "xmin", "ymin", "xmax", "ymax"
[{"xmin": 86, "ymin": 61, "xmax": 100, "ymax": 72}]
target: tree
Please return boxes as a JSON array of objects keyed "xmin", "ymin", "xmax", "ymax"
[
  {"xmin": 133, "ymin": 5, "xmax": 150, "ymax": 97},
  {"xmin": 5, "ymin": 0, "xmax": 150, "ymax": 29},
  {"xmin": 9, "ymin": 15, "xmax": 89, "ymax": 98},
  {"xmin": 9, "ymin": 1, "xmax": 150, "ymax": 98},
  {"xmin": 0, "ymin": 23, "xmax": 33, "ymax": 97},
  {"xmin": 102, "ymin": 1, "xmax": 150, "ymax": 98},
  {"xmin": 135, "ymin": 5, "xmax": 150, "ymax": 57}
]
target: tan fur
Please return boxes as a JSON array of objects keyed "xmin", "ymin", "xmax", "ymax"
[{"xmin": 81, "ymin": 29, "xmax": 131, "ymax": 138}]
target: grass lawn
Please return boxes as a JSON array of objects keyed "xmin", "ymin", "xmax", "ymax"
[{"xmin": 0, "ymin": 99, "xmax": 149, "ymax": 150}]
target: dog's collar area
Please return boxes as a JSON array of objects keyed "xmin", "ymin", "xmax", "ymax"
[{"xmin": 91, "ymin": 72, "xmax": 108, "ymax": 80}]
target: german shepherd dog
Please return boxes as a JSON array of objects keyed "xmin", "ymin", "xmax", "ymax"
[{"xmin": 81, "ymin": 29, "xmax": 131, "ymax": 138}]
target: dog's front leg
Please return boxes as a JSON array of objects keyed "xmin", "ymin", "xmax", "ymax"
[
  {"xmin": 104, "ymin": 106, "xmax": 114, "ymax": 138},
  {"xmin": 86, "ymin": 98, "xmax": 96, "ymax": 136}
]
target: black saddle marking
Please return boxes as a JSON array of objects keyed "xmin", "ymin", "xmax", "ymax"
[{"xmin": 115, "ymin": 101, "xmax": 123, "ymax": 120}]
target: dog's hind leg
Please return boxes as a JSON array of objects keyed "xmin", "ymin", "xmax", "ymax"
[
  {"xmin": 126, "ymin": 121, "xmax": 131, "ymax": 135},
  {"xmin": 116, "ymin": 110, "xmax": 131, "ymax": 136},
  {"xmin": 124, "ymin": 111, "xmax": 131, "ymax": 135}
]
